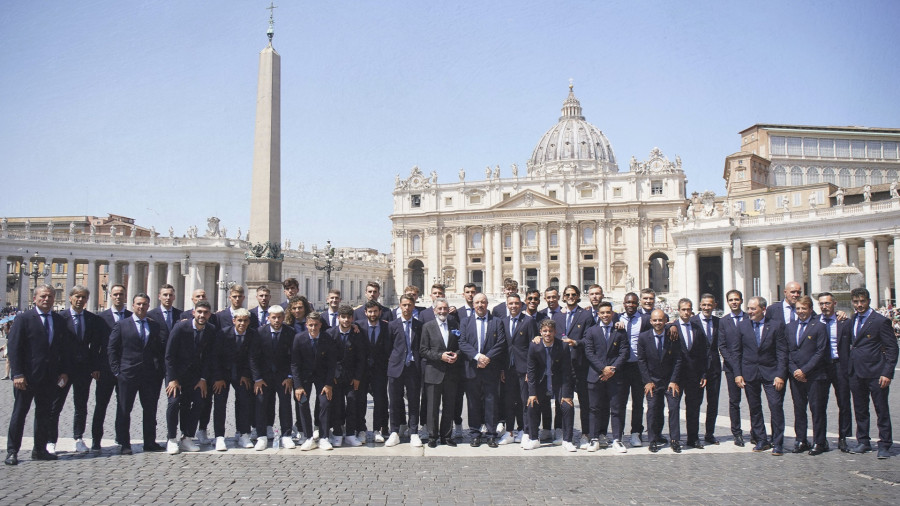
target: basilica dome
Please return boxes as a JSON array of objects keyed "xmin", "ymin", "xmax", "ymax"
[{"xmin": 527, "ymin": 84, "xmax": 618, "ymax": 174}]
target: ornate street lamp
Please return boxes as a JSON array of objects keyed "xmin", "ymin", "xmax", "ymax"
[
  {"xmin": 27, "ymin": 252, "xmax": 50, "ymax": 307},
  {"xmin": 314, "ymin": 240, "xmax": 343, "ymax": 291}
]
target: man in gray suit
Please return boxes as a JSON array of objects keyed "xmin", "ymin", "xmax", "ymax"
[{"xmin": 418, "ymin": 298, "xmax": 461, "ymax": 447}]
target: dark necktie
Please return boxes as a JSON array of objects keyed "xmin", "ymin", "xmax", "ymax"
[
  {"xmin": 41, "ymin": 313, "xmax": 51, "ymax": 344},
  {"xmin": 116, "ymin": 311, "xmax": 124, "ymax": 322},
  {"xmin": 164, "ymin": 310, "xmax": 172, "ymax": 329},
  {"xmin": 544, "ymin": 346, "xmax": 553, "ymax": 397},
  {"xmin": 753, "ymin": 322, "xmax": 762, "ymax": 346},
  {"xmin": 311, "ymin": 337, "xmax": 318, "ymax": 355},
  {"xmin": 566, "ymin": 311, "xmax": 574, "ymax": 335},
  {"xmin": 404, "ymin": 320, "xmax": 413, "ymax": 364},
  {"xmin": 683, "ymin": 322, "xmax": 692, "ymax": 349},
  {"xmin": 854, "ymin": 314, "xmax": 866, "ymax": 343},
  {"xmin": 477, "ymin": 317, "xmax": 486, "ymax": 353},
  {"xmin": 194, "ymin": 329, "xmax": 202, "ymax": 348},
  {"xmin": 341, "ymin": 332, "xmax": 349, "ymax": 346},
  {"xmin": 602, "ymin": 325, "xmax": 609, "ymax": 345},
  {"xmin": 796, "ymin": 321, "xmax": 807, "ymax": 347},
  {"xmin": 272, "ymin": 331, "xmax": 279, "ymax": 346},
  {"xmin": 508, "ymin": 318, "xmax": 517, "ymax": 368},
  {"xmin": 73, "ymin": 312, "xmax": 83, "ymax": 340},
  {"xmin": 789, "ymin": 306, "xmax": 797, "ymax": 323},
  {"xmin": 592, "ymin": 309, "xmax": 598, "ymax": 324},
  {"xmin": 734, "ymin": 313, "xmax": 742, "ymax": 323},
  {"xmin": 236, "ymin": 333, "xmax": 244, "ymax": 349},
  {"xmin": 261, "ymin": 309, "xmax": 268, "ymax": 323},
  {"xmin": 139, "ymin": 319, "xmax": 147, "ymax": 345},
  {"xmin": 331, "ymin": 313, "xmax": 337, "ymax": 327},
  {"xmin": 656, "ymin": 334, "xmax": 664, "ymax": 360},
  {"xmin": 369, "ymin": 325, "xmax": 376, "ymax": 346},
  {"xmin": 704, "ymin": 318, "xmax": 712, "ymax": 338}
]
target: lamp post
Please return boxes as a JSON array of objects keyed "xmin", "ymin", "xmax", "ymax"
[
  {"xmin": 314, "ymin": 240, "xmax": 343, "ymax": 292},
  {"xmin": 27, "ymin": 252, "xmax": 50, "ymax": 308},
  {"xmin": 217, "ymin": 272, "xmax": 236, "ymax": 309}
]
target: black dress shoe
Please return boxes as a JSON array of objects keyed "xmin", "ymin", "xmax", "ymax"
[
  {"xmin": 793, "ymin": 441, "xmax": 811, "ymax": 454},
  {"xmin": 143, "ymin": 442, "xmax": 165, "ymax": 452},
  {"xmin": 441, "ymin": 438, "xmax": 457, "ymax": 447},
  {"xmin": 733, "ymin": 435, "xmax": 745, "ymax": 447},
  {"xmin": 656, "ymin": 435, "xmax": 668, "ymax": 445},
  {"xmin": 31, "ymin": 449, "xmax": 58, "ymax": 461},
  {"xmin": 487, "ymin": 437, "xmax": 498, "ymax": 448},
  {"xmin": 849, "ymin": 443, "xmax": 872, "ymax": 454},
  {"xmin": 649, "ymin": 442, "xmax": 660, "ymax": 453},
  {"xmin": 752, "ymin": 441, "xmax": 772, "ymax": 452},
  {"xmin": 470, "ymin": 436, "xmax": 482, "ymax": 448},
  {"xmin": 704, "ymin": 435, "xmax": 719, "ymax": 445},
  {"xmin": 687, "ymin": 440, "xmax": 704, "ymax": 450},
  {"xmin": 427, "ymin": 439, "xmax": 438, "ymax": 448},
  {"xmin": 750, "ymin": 436, "xmax": 758, "ymax": 446},
  {"xmin": 120, "ymin": 445, "xmax": 133, "ymax": 455},
  {"xmin": 4, "ymin": 452, "xmax": 18, "ymax": 465},
  {"xmin": 808, "ymin": 444, "xmax": 827, "ymax": 456},
  {"xmin": 838, "ymin": 438, "xmax": 849, "ymax": 453},
  {"xmin": 671, "ymin": 441, "xmax": 682, "ymax": 453}
]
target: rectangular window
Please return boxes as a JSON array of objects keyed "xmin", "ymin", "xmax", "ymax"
[
  {"xmin": 469, "ymin": 195, "xmax": 481, "ymax": 204},
  {"xmin": 802, "ymin": 138, "xmax": 818, "ymax": 157},
  {"xmin": 835, "ymin": 139, "xmax": 850, "ymax": 158},
  {"xmin": 580, "ymin": 188, "xmax": 593, "ymax": 198},
  {"xmin": 651, "ymin": 180, "xmax": 663, "ymax": 195},
  {"xmin": 550, "ymin": 255, "xmax": 558, "ymax": 261},
  {"xmin": 504, "ymin": 256, "xmax": 512, "ymax": 262},
  {"xmin": 471, "ymin": 257, "xmax": 481, "ymax": 263},
  {"xmin": 816, "ymin": 190, "xmax": 824, "ymax": 205},
  {"xmin": 583, "ymin": 254, "xmax": 593, "ymax": 260},
  {"xmin": 444, "ymin": 197, "xmax": 453, "ymax": 207},
  {"xmin": 548, "ymin": 190, "xmax": 557, "ymax": 199},
  {"xmin": 883, "ymin": 141, "xmax": 898, "ymax": 159},
  {"xmin": 851, "ymin": 140, "xmax": 866, "ymax": 159},
  {"xmin": 866, "ymin": 141, "xmax": 882, "ymax": 159},
  {"xmin": 818, "ymin": 138, "xmax": 834, "ymax": 157},
  {"xmin": 737, "ymin": 200, "xmax": 746, "ymax": 212},
  {"xmin": 612, "ymin": 187, "xmax": 622, "ymax": 197},
  {"xmin": 793, "ymin": 193, "xmax": 802, "ymax": 206},
  {"xmin": 754, "ymin": 198, "xmax": 764, "ymax": 211},
  {"xmin": 502, "ymin": 193, "xmax": 510, "ymax": 200},
  {"xmin": 786, "ymin": 137, "xmax": 802, "ymax": 156},
  {"xmin": 549, "ymin": 232, "xmax": 558, "ymax": 247},
  {"xmin": 770, "ymin": 136, "xmax": 786, "ymax": 156}
]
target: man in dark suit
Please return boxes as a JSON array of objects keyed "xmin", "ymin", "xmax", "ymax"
[
  {"xmin": 384, "ymin": 294, "xmax": 424, "ymax": 447},
  {"xmin": 732, "ymin": 296, "xmax": 788, "ymax": 455},
  {"xmin": 765, "ymin": 281, "xmax": 803, "ymax": 329},
  {"xmin": 164, "ymin": 300, "xmax": 218, "ymax": 455},
  {"xmin": 584, "ymin": 284, "xmax": 605, "ymax": 325},
  {"xmin": 94, "ymin": 283, "xmax": 132, "ymax": 453},
  {"xmin": 279, "ymin": 278, "xmax": 299, "ymax": 310},
  {"xmin": 552, "ymin": 285, "xmax": 595, "ymax": 448},
  {"xmin": 292, "ymin": 312, "xmax": 337, "ymax": 451},
  {"xmin": 500, "ymin": 293, "xmax": 538, "ymax": 446},
  {"xmin": 48, "ymin": 285, "xmax": 102, "ymax": 455},
  {"xmin": 638, "ymin": 309, "xmax": 683, "ymax": 453},
  {"xmin": 719, "ymin": 289, "xmax": 750, "ymax": 446},
  {"xmin": 352, "ymin": 281, "xmax": 394, "ymax": 323},
  {"xmin": 583, "ymin": 301, "xmax": 629, "ymax": 452},
  {"xmin": 491, "ymin": 279, "xmax": 519, "ymax": 319},
  {"xmin": 536, "ymin": 287, "xmax": 562, "ymax": 321},
  {"xmin": 249, "ymin": 305, "xmax": 295, "ymax": 450},
  {"xmin": 692, "ymin": 293, "xmax": 722, "ymax": 445},
  {"xmin": 843, "ymin": 287, "xmax": 897, "ymax": 459},
  {"xmin": 322, "ymin": 289, "xmax": 343, "ymax": 329},
  {"xmin": 357, "ymin": 300, "xmax": 392, "ymax": 443},
  {"xmin": 786, "ymin": 295, "xmax": 830, "ymax": 455},
  {"xmin": 818, "ymin": 292, "xmax": 853, "ymax": 452},
  {"xmin": 147, "ymin": 283, "xmax": 182, "ymax": 333},
  {"xmin": 392, "ymin": 285, "xmax": 426, "ymax": 321},
  {"xmin": 522, "ymin": 289, "xmax": 542, "ymax": 320},
  {"xmin": 327, "ymin": 304, "xmax": 366, "ymax": 447},
  {"xmin": 175, "ymin": 289, "xmax": 219, "ymax": 445},
  {"xmin": 250, "ymin": 285, "xmax": 273, "ymax": 330},
  {"xmin": 674, "ymin": 298, "xmax": 708, "ymax": 450},
  {"xmin": 108, "ymin": 292, "xmax": 167, "ymax": 456},
  {"xmin": 419, "ymin": 298, "xmax": 461, "ymax": 447},
  {"xmin": 5, "ymin": 284, "xmax": 71, "ymax": 465},
  {"xmin": 522, "ymin": 319, "xmax": 575, "ymax": 451},
  {"xmin": 212, "ymin": 308, "xmax": 255, "ymax": 450},
  {"xmin": 617, "ymin": 292, "xmax": 650, "ymax": 447},
  {"xmin": 638, "ymin": 288, "xmax": 656, "ymax": 317},
  {"xmin": 458, "ymin": 293, "xmax": 507, "ymax": 447},
  {"xmin": 216, "ymin": 284, "xmax": 258, "ymax": 333}
]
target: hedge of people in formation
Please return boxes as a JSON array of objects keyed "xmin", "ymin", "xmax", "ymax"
[{"xmin": 3, "ymin": 277, "xmax": 896, "ymax": 465}]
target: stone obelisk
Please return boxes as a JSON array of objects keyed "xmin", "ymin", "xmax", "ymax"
[{"xmin": 246, "ymin": 5, "xmax": 283, "ymax": 290}]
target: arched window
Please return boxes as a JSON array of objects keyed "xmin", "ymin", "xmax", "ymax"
[
  {"xmin": 823, "ymin": 167, "xmax": 835, "ymax": 184},
  {"xmin": 648, "ymin": 252, "xmax": 669, "ymax": 293},
  {"xmin": 614, "ymin": 227, "xmax": 623, "ymax": 245},
  {"xmin": 525, "ymin": 228, "xmax": 536, "ymax": 247},
  {"xmin": 839, "ymin": 168, "xmax": 851, "ymax": 187},
  {"xmin": 652, "ymin": 225, "xmax": 664, "ymax": 244},
  {"xmin": 411, "ymin": 234, "xmax": 421, "ymax": 252},
  {"xmin": 807, "ymin": 167, "xmax": 820, "ymax": 184},
  {"xmin": 471, "ymin": 231, "xmax": 482, "ymax": 249},
  {"xmin": 582, "ymin": 226, "xmax": 594, "ymax": 245},
  {"xmin": 790, "ymin": 166, "xmax": 803, "ymax": 186},
  {"xmin": 774, "ymin": 166, "xmax": 786, "ymax": 186},
  {"xmin": 871, "ymin": 170, "xmax": 883, "ymax": 185},
  {"xmin": 854, "ymin": 170, "xmax": 867, "ymax": 187}
]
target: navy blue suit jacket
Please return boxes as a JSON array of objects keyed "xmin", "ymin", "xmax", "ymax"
[
  {"xmin": 357, "ymin": 319, "xmax": 392, "ymax": 375},
  {"xmin": 249, "ymin": 324, "xmax": 295, "ymax": 384},
  {"xmin": 637, "ymin": 329, "xmax": 682, "ymax": 386},
  {"xmin": 719, "ymin": 312, "xmax": 748, "ymax": 375},
  {"xmin": 290, "ymin": 330, "xmax": 337, "ymax": 386},
  {"xmin": 108, "ymin": 315, "xmax": 166, "ymax": 382},
  {"xmin": 730, "ymin": 318, "xmax": 788, "ymax": 383},
  {"xmin": 353, "ymin": 302, "xmax": 395, "ymax": 323},
  {"xmin": 327, "ymin": 326, "xmax": 366, "ymax": 384},
  {"xmin": 786, "ymin": 318, "xmax": 829, "ymax": 381},
  {"xmin": 57, "ymin": 309, "xmax": 103, "ymax": 375},
  {"xmin": 7, "ymin": 308, "xmax": 71, "ymax": 385},
  {"xmin": 691, "ymin": 313, "xmax": 722, "ymax": 376},
  {"xmin": 551, "ymin": 306, "xmax": 595, "ymax": 367},
  {"xmin": 147, "ymin": 306, "xmax": 182, "ymax": 332},
  {"xmin": 214, "ymin": 307, "xmax": 259, "ymax": 333},
  {"xmin": 840, "ymin": 310, "xmax": 898, "ymax": 379},
  {"xmin": 386, "ymin": 317, "xmax": 423, "ymax": 379},
  {"xmin": 502, "ymin": 314, "xmax": 540, "ymax": 375},
  {"xmin": 458, "ymin": 314, "xmax": 507, "ymax": 380},
  {"xmin": 215, "ymin": 326, "xmax": 255, "ymax": 383},
  {"xmin": 583, "ymin": 323, "xmax": 629, "ymax": 383},
  {"xmin": 526, "ymin": 340, "xmax": 574, "ymax": 398},
  {"xmin": 165, "ymin": 319, "xmax": 219, "ymax": 384},
  {"xmin": 673, "ymin": 318, "xmax": 709, "ymax": 380}
]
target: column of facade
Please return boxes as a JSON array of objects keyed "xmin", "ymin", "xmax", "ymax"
[
  {"xmin": 809, "ymin": 241, "xmax": 821, "ymax": 296},
  {"xmin": 848, "ymin": 240, "xmax": 860, "ymax": 268},
  {"xmin": 721, "ymin": 245, "xmax": 733, "ymax": 295},
  {"xmin": 557, "ymin": 223, "xmax": 569, "ymax": 287},
  {"xmin": 759, "ymin": 246, "xmax": 771, "ymax": 302},
  {"xmin": 894, "ymin": 236, "xmax": 900, "ymax": 307},
  {"xmin": 455, "ymin": 227, "xmax": 467, "ymax": 293},
  {"xmin": 835, "ymin": 239, "xmax": 847, "ymax": 264},
  {"xmin": 511, "ymin": 224, "xmax": 522, "ymax": 286},
  {"xmin": 492, "ymin": 225, "xmax": 502, "ymax": 294},
  {"xmin": 483, "ymin": 226, "xmax": 493, "ymax": 295},
  {"xmin": 686, "ymin": 248, "xmax": 699, "ymax": 304},
  {"xmin": 125, "ymin": 262, "xmax": 137, "ymax": 306},
  {"xmin": 569, "ymin": 222, "xmax": 579, "ymax": 289},
  {"xmin": 732, "ymin": 244, "xmax": 745, "ymax": 298},
  {"xmin": 538, "ymin": 223, "xmax": 549, "ymax": 290},
  {"xmin": 108, "ymin": 261, "xmax": 119, "ymax": 289},
  {"xmin": 65, "ymin": 258, "xmax": 77, "ymax": 309},
  {"xmin": 393, "ymin": 231, "xmax": 405, "ymax": 301},
  {"xmin": 596, "ymin": 220, "xmax": 608, "ymax": 290},
  {"xmin": 877, "ymin": 239, "xmax": 890, "ymax": 306},
  {"xmin": 794, "ymin": 248, "xmax": 803, "ymax": 286},
  {"xmin": 675, "ymin": 249, "xmax": 687, "ymax": 298},
  {"xmin": 783, "ymin": 243, "xmax": 795, "ymax": 286},
  {"xmin": 146, "ymin": 261, "xmax": 159, "ymax": 298},
  {"xmin": 864, "ymin": 238, "xmax": 878, "ymax": 306},
  {"xmin": 87, "ymin": 260, "xmax": 99, "ymax": 312},
  {"xmin": 166, "ymin": 261, "xmax": 178, "ymax": 303},
  {"xmin": 217, "ymin": 262, "xmax": 228, "ymax": 310},
  {"xmin": 428, "ymin": 227, "xmax": 440, "ymax": 287}
]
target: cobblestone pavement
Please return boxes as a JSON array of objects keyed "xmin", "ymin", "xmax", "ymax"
[{"xmin": 1, "ymin": 359, "xmax": 898, "ymax": 504}]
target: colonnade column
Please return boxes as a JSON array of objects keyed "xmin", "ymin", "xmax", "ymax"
[
  {"xmin": 877, "ymin": 239, "xmax": 890, "ymax": 306},
  {"xmin": 835, "ymin": 240, "xmax": 847, "ymax": 264},
  {"xmin": 511, "ymin": 225, "xmax": 522, "ymax": 287},
  {"xmin": 108, "ymin": 261, "xmax": 119, "ymax": 290},
  {"xmin": 784, "ymin": 243, "xmax": 795, "ymax": 286},
  {"xmin": 596, "ymin": 220, "xmax": 607, "ymax": 289},
  {"xmin": 146, "ymin": 261, "xmax": 158, "ymax": 298},
  {"xmin": 759, "ymin": 246, "xmax": 771, "ymax": 302},
  {"xmin": 569, "ymin": 222, "xmax": 579, "ymax": 289},
  {"xmin": 558, "ymin": 223, "xmax": 568, "ymax": 287},
  {"xmin": 393, "ymin": 231, "xmax": 405, "ymax": 302},
  {"xmin": 484, "ymin": 226, "xmax": 493, "ymax": 295},
  {"xmin": 217, "ymin": 262, "xmax": 228, "ymax": 310},
  {"xmin": 455, "ymin": 227, "xmax": 467, "ymax": 294},
  {"xmin": 538, "ymin": 224, "xmax": 549, "ymax": 290},
  {"xmin": 732, "ymin": 244, "xmax": 745, "ymax": 299},
  {"xmin": 492, "ymin": 225, "xmax": 503, "ymax": 294},
  {"xmin": 894, "ymin": 236, "xmax": 900, "ymax": 307},
  {"xmin": 721, "ymin": 245, "xmax": 733, "ymax": 297},
  {"xmin": 125, "ymin": 262, "xmax": 137, "ymax": 306},
  {"xmin": 686, "ymin": 248, "xmax": 699, "ymax": 304},
  {"xmin": 848, "ymin": 240, "xmax": 860, "ymax": 268},
  {"xmin": 864, "ymin": 238, "xmax": 878, "ymax": 307},
  {"xmin": 87, "ymin": 260, "xmax": 98, "ymax": 312},
  {"xmin": 65, "ymin": 259, "xmax": 77, "ymax": 309},
  {"xmin": 809, "ymin": 241, "xmax": 821, "ymax": 296}
]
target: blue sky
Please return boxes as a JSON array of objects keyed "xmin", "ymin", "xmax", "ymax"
[{"xmin": 2, "ymin": 1, "xmax": 898, "ymax": 252}]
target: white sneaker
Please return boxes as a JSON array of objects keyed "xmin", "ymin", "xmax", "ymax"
[
  {"xmin": 215, "ymin": 436, "xmax": 227, "ymax": 451},
  {"xmin": 344, "ymin": 435, "xmax": 363, "ymax": 447},
  {"xmin": 357, "ymin": 430, "xmax": 367, "ymax": 442},
  {"xmin": 385, "ymin": 432, "xmax": 401, "ymax": 447},
  {"xmin": 453, "ymin": 424, "xmax": 463, "ymax": 438},
  {"xmin": 329, "ymin": 435, "xmax": 342, "ymax": 447},
  {"xmin": 238, "ymin": 434, "xmax": 254, "ymax": 448},
  {"xmin": 74, "ymin": 439, "xmax": 89, "ymax": 454},
  {"xmin": 318, "ymin": 438, "xmax": 334, "ymax": 451},
  {"xmin": 513, "ymin": 430, "xmax": 523, "ymax": 443},
  {"xmin": 400, "ymin": 424, "xmax": 409, "ymax": 437},
  {"xmin": 588, "ymin": 440, "xmax": 600, "ymax": 452},
  {"xmin": 612, "ymin": 439, "xmax": 627, "ymax": 453},
  {"xmin": 562, "ymin": 441, "xmax": 578, "ymax": 452},
  {"xmin": 374, "ymin": 433, "xmax": 386, "ymax": 444},
  {"xmin": 496, "ymin": 422, "xmax": 506, "ymax": 435},
  {"xmin": 497, "ymin": 432, "xmax": 512, "ymax": 445},
  {"xmin": 410, "ymin": 434, "xmax": 423, "ymax": 447},
  {"xmin": 579, "ymin": 435, "xmax": 591, "ymax": 450},
  {"xmin": 520, "ymin": 433, "xmax": 531, "ymax": 448},
  {"xmin": 553, "ymin": 429, "xmax": 564, "ymax": 446},
  {"xmin": 46, "ymin": 442, "xmax": 57, "ymax": 455},
  {"xmin": 195, "ymin": 429, "xmax": 211, "ymax": 445},
  {"xmin": 167, "ymin": 438, "xmax": 181, "ymax": 454},
  {"xmin": 630, "ymin": 432, "xmax": 643, "ymax": 447},
  {"xmin": 266, "ymin": 426, "xmax": 275, "ymax": 439},
  {"xmin": 281, "ymin": 436, "xmax": 296, "ymax": 449},
  {"xmin": 313, "ymin": 429, "xmax": 320, "ymax": 440},
  {"xmin": 299, "ymin": 437, "xmax": 318, "ymax": 451},
  {"xmin": 180, "ymin": 437, "xmax": 200, "ymax": 452},
  {"xmin": 523, "ymin": 438, "xmax": 540, "ymax": 450},
  {"xmin": 254, "ymin": 438, "xmax": 267, "ymax": 451}
]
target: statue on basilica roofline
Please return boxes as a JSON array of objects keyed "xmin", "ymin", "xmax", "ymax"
[
  {"xmin": 511, "ymin": 163, "xmax": 518, "ymax": 178},
  {"xmin": 431, "ymin": 170, "xmax": 438, "ymax": 184},
  {"xmin": 494, "ymin": 165, "xmax": 500, "ymax": 179},
  {"xmin": 458, "ymin": 168, "xmax": 465, "ymax": 182},
  {"xmin": 485, "ymin": 166, "xmax": 491, "ymax": 179},
  {"xmin": 890, "ymin": 180, "xmax": 899, "ymax": 199},
  {"xmin": 835, "ymin": 187, "xmax": 845, "ymax": 206},
  {"xmin": 863, "ymin": 184, "xmax": 872, "ymax": 203}
]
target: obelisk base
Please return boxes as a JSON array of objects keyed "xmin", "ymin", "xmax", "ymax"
[{"xmin": 245, "ymin": 259, "xmax": 283, "ymax": 293}]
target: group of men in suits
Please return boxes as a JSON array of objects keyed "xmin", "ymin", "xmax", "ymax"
[{"xmin": 4, "ymin": 275, "xmax": 896, "ymax": 465}]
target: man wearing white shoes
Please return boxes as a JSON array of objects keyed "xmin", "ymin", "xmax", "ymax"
[
  {"xmin": 583, "ymin": 301, "xmax": 630, "ymax": 453},
  {"xmin": 385, "ymin": 295, "xmax": 424, "ymax": 448},
  {"xmin": 212, "ymin": 309, "xmax": 257, "ymax": 451},
  {"xmin": 328, "ymin": 305, "xmax": 366, "ymax": 448},
  {"xmin": 249, "ymin": 305, "xmax": 296, "ymax": 451},
  {"xmin": 292, "ymin": 313, "xmax": 337, "ymax": 451},
  {"xmin": 524, "ymin": 319, "xmax": 576, "ymax": 452}
]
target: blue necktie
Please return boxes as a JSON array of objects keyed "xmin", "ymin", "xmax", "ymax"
[
  {"xmin": 73, "ymin": 312, "xmax": 83, "ymax": 340},
  {"xmin": 115, "ymin": 311, "xmax": 124, "ymax": 322},
  {"xmin": 753, "ymin": 322, "xmax": 762, "ymax": 347},
  {"xmin": 41, "ymin": 313, "xmax": 51, "ymax": 344},
  {"xmin": 566, "ymin": 311, "xmax": 574, "ymax": 335},
  {"xmin": 404, "ymin": 320, "xmax": 413, "ymax": 364},
  {"xmin": 272, "ymin": 331, "xmax": 279, "ymax": 345},
  {"xmin": 139, "ymin": 319, "xmax": 147, "ymax": 345},
  {"xmin": 331, "ymin": 313, "xmax": 337, "ymax": 327},
  {"xmin": 544, "ymin": 346, "xmax": 553, "ymax": 397},
  {"xmin": 164, "ymin": 310, "xmax": 172, "ymax": 330},
  {"xmin": 261, "ymin": 309, "xmax": 268, "ymax": 323},
  {"xmin": 602, "ymin": 325, "xmax": 609, "ymax": 345},
  {"xmin": 656, "ymin": 334, "xmax": 664, "ymax": 360},
  {"xmin": 796, "ymin": 321, "xmax": 807, "ymax": 347},
  {"xmin": 854, "ymin": 314, "xmax": 866, "ymax": 343},
  {"xmin": 341, "ymin": 332, "xmax": 349, "ymax": 346},
  {"xmin": 311, "ymin": 337, "xmax": 318, "ymax": 355},
  {"xmin": 508, "ymin": 317, "xmax": 518, "ymax": 367},
  {"xmin": 369, "ymin": 325, "xmax": 376, "ymax": 346},
  {"xmin": 704, "ymin": 318, "xmax": 712, "ymax": 339},
  {"xmin": 478, "ymin": 317, "xmax": 486, "ymax": 353},
  {"xmin": 790, "ymin": 306, "xmax": 797, "ymax": 323}
]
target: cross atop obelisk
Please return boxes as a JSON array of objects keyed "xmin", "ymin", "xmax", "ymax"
[{"xmin": 246, "ymin": 5, "xmax": 283, "ymax": 289}]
